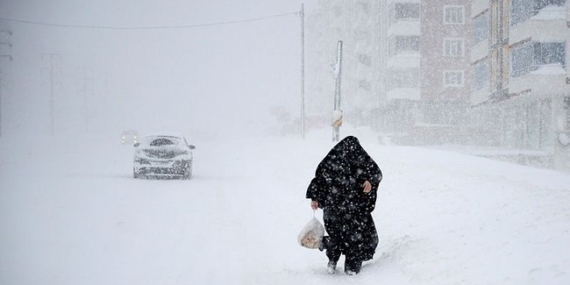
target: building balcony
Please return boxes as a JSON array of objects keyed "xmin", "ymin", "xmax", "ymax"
[
  {"xmin": 510, "ymin": 6, "xmax": 569, "ymax": 44},
  {"xmin": 471, "ymin": 0, "xmax": 489, "ymax": 18},
  {"xmin": 387, "ymin": 20, "xmax": 420, "ymax": 36},
  {"xmin": 509, "ymin": 64, "xmax": 569, "ymax": 96},
  {"xmin": 386, "ymin": 87, "xmax": 421, "ymax": 101},
  {"xmin": 470, "ymin": 87, "xmax": 491, "ymax": 106},
  {"xmin": 387, "ymin": 52, "xmax": 420, "ymax": 69},
  {"xmin": 471, "ymin": 40, "xmax": 489, "ymax": 63}
]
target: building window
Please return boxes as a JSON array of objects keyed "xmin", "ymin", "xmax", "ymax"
[
  {"xmin": 389, "ymin": 71, "xmax": 419, "ymax": 89},
  {"xmin": 444, "ymin": 5, "xmax": 465, "ymax": 24},
  {"xmin": 443, "ymin": 70, "xmax": 464, "ymax": 87},
  {"xmin": 356, "ymin": 2, "xmax": 370, "ymax": 14},
  {"xmin": 353, "ymin": 28, "xmax": 371, "ymax": 45},
  {"xmin": 534, "ymin": 42, "xmax": 566, "ymax": 68},
  {"xmin": 511, "ymin": 41, "xmax": 566, "ymax": 77},
  {"xmin": 511, "ymin": 0, "xmax": 533, "ymax": 26},
  {"xmin": 473, "ymin": 59, "xmax": 490, "ymax": 90},
  {"xmin": 511, "ymin": 0, "xmax": 566, "ymax": 26},
  {"xmin": 390, "ymin": 3, "xmax": 420, "ymax": 23},
  {"xmin": 535, "ymin": 0, "xmax": 566, "ymax": 11},
  {"xmin": 443, "ymin": 38, "xmax": 465, "ymax": 57},
  {"xmin": 511, "ymin": 41, "xmax": 534, "ymax": 77},
  {"xmin": 334, "ymin": 6, "xmax": 343, "ymax": 18},
  {"xmin": 358, "ymin": 54, "xmax": 372, "ymax": 67},
  {"xmin": 389, "ymin": 35, "xmax": 420, "ymax": 56},
  {"xmin": 358, "ymin": 80, "xmax": 372, "ymax": 91},
  {"xmin": 473, "ymin": 12, "xmax": 490, "ymax": 44}
]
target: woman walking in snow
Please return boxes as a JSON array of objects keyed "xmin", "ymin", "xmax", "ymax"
[{"xmin": 306, "ymin": 136, "xmax": 382, "ymax": 275}]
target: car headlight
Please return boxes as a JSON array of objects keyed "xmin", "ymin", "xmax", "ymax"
[
  {"xmin": 173, "ymin": 160, "xmax": 189, "ymax": 168},
  {"xmin": 135, "ymin": 158, "xmax": 151, "ymax": 165}
]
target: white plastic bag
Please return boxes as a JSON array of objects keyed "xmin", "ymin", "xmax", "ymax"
[{"xmin": 298, "ymin": 217, "xmax": 324, "ymax": 249}]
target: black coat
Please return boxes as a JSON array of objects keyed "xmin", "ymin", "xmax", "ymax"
[{"xmin": 306, "ymin": 136, "xmax": 382, "ymax": 262}]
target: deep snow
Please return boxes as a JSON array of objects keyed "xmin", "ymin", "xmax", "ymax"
[{"xmin": 1, "ymin": 128, "xmax": 570, "ymax": 285}]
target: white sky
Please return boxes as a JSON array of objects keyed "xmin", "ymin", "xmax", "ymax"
[{"xmin": 0, "ymin": 0, "xmax": 319, "ymax": 136}]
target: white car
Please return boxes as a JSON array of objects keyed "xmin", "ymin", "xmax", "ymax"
[{"xmin": 133, "ymin": 135, "xmax": 195, "ymax": 179}]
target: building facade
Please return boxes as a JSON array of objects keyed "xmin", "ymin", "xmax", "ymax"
[
  {"xmin": 470, "ymin": 0, "xmax": 570, "ymax": 168},
  {"xmin": 307, "ymin": 0, "xmax": 570, "ymax": 170},
  {"xmin": 378, "ymin": 0, "xmax": 473, "ymax": 144},
  {"xmin": 378, "ymin": 0, "xmax": 421, "ymax": 134}
]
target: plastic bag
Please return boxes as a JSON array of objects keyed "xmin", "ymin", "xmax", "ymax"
[{"xmin": 298, "ymin": 217, "xmax": 324, "ymax": 249}]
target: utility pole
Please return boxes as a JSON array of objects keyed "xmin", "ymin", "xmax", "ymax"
[
  {"xmin": 79, "ymin": 67, "xmax": 93, "ymax": 133},
  {"xmin": 50, "ymin": 55, "xmax": 55, "ymax": 136},
  {"xmin": 0, "ymin": 24, "xmax": 13, "ymax": 138},
  {"xmin": 332, "ymin": 40, "xmax": 343, "ymax": 142},
  {"xmin": 43, "ymin": 54, "xmax": 61, "ymax": 136},
  {"xmin": 300, "ymin": 4, "xmax": 306, "ymax": 139}
]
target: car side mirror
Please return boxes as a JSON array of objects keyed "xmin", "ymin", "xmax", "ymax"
[
  {"xmin": 133, "ymin": 143, "xmax": 140, "ymax": 147},
  {"xmin": 188, "ymin": 144, "xmax": 196, "ymax": 150}
]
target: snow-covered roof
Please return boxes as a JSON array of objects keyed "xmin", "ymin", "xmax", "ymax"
[{"xmin": 530, "ymin": 63, "xmax": 566, "ymax": 75}]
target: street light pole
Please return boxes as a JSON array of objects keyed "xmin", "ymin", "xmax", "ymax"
[
  {"xmin": 300, "ymin": 4, "xmax": 306, "ymax": 139},
  {"xmin": 0, "ymin": 75, "xmax": 2, "ymax": 138},
  {"xmin": 332, "ymin": 40, "xmax": 343, "ymax": 142}
]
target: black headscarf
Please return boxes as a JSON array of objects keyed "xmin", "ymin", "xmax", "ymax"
[{"xmin": 306, "ymin": 136, "xmax": 382, "ymax": 213}]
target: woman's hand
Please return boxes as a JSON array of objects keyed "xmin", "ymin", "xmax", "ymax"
[
  {"xmin": 362, "ymin": 181, "xmax": 372, "ymax": 194},
  {"xmin": 311, "ymin": 200, "xmax": 319, "ymax": 210}
]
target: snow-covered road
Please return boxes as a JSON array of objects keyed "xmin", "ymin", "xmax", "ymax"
[{"xmin": 2, "ymin": 131, "xmax": 570, "ymax": 284}]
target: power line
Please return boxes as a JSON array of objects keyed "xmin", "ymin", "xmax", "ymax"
[{"xmin": 0, "ymin": 12, "xmax": 300, "ymax": 30}]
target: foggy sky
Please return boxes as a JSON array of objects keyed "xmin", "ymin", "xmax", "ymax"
[{"xmin": 0, "ymin": 0, "xmax": 317, "ymax": 137}]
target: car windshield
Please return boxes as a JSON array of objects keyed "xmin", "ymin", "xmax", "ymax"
[
  {"xmin": 143, "ymin": 136, "xmax": 182, "ymax": 147},
  {"xmin": 150, "ymin": 138, "xmax": 175, "ymax": 146}
]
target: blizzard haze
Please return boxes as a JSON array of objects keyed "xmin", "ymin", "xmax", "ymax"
[
  {"xmin": 0, "ymin": 0, "xmax": 317, "ymax": 137},
  {"xmin": 2, "ymin": 1, "xmax": 570, "ymax": 284}
]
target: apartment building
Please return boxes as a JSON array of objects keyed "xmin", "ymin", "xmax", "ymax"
[
  {"xmin": 379, "ymin": 0, "xmax": 473, "ymax": 144},
  {"xmin": 470, "ymin": 0, "xmax": 570, "ymax": 169},
  {"xmin": 376, "ymin": 0, "xmax": 421, "ymax": 134},
  {"xmin": 419, "ymin": 1, "xmax": 472, "ymax": 144},
  {"xmin": 306, "ymin": 0, "xmax": 569, "ymax": 168}
]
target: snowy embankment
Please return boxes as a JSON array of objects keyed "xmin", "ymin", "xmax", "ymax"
[{"xmin": 1, "ymin": 131, "xmax": 570, "ymax": 285}]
